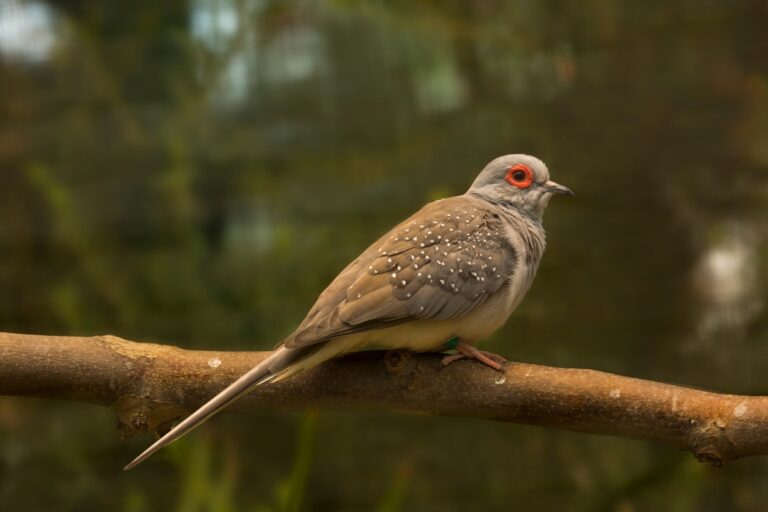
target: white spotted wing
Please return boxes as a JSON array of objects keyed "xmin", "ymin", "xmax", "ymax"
[{"xmin": 284, "ymin": 197, "xmax": 517, "ymax": 348}]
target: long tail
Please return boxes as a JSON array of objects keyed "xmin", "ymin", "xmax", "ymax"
[{"xmin": 123, "ymin": 346, "xmax": 309, "ymax": 470}]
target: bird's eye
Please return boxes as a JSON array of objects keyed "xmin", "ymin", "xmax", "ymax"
[{"xmin": 504, "ymin": 164, "xmax": 534, "ymax": 189}]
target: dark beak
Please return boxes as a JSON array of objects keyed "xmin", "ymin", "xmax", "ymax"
[{"xmin": 544, "ymin": 180, "xmax": 574, "ymax": 197}]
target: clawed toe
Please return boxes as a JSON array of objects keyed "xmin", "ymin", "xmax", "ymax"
[
  {"xmin": 440, "ymin": 353, "xmax": 467, "ymax": 367},
  {"xmin": 440, "ymin": 341, "xmax": 507, "ymax": 371},
  {"xmin": 479, "ymin": 350, "xmax": 508, "ymax": 365}
]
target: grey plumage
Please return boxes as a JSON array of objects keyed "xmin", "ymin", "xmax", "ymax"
[{"xmin": 124, "ymin": 153, "xmax": 571, "ymax": 470}]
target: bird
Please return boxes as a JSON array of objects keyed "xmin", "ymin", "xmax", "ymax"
[{"xmin": 124, "ymin": 154, "xmax": 573, "ymax": 470}]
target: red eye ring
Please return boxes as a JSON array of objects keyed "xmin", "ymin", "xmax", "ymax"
[{"xmin": 504, "ymin": 163, "xmax": 534, "ymax": 189}]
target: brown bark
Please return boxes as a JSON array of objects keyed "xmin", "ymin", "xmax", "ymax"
[{"xmin": 1, "ymin": 331, "xmax": 766, "ymax": 466}]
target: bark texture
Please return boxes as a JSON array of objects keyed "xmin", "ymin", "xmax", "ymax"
[{"xmin": 1, "ymin": 331, "xmax": 766, "ymax": 466}]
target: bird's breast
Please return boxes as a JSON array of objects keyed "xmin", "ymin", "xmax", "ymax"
[{"xmin": 499, "ymin": 215, "xmax": 546, "ymax": 317}]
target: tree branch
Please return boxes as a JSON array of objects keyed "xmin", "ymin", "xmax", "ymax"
[{"xmin": 1, "ymin": 331, "xmax": 766, "ymax": 466}]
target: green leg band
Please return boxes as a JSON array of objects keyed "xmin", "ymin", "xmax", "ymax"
[{"xmin": 445, "ymin": 337, "xmax": 460, "ymax": 350}]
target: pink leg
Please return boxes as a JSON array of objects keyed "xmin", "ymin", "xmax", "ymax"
[{"xmin": 440, "ymin": 341, "xmax": 507, "ymax": 371}]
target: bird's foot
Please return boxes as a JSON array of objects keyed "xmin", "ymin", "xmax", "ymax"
[{"xmin": 440, "ymin": 340, "xmax": 507, "ymax": 371}]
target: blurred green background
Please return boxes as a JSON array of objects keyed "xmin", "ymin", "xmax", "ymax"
[{"xmin": 1, "ymin": 0, "xmax": 768, "ymax": 510}]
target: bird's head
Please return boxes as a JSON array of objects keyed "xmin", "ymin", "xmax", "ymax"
[{"xmin": 467, "ymin": 154, "xmax": 573, "ymax": 219}]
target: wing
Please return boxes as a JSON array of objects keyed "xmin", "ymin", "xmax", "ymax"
[{"xmin": 283, "ymin": 196, "xmax": 518, "ymax": 348}]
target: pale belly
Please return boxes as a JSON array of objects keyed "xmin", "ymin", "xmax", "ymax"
[{"xmin": 274, "ymin": 287, "xmax": 516, "ymax": 381}]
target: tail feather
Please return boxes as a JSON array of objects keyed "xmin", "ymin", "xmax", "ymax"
[{"xmin": 123, "ymin": 346, "xmax": 307, "ymax": 470}]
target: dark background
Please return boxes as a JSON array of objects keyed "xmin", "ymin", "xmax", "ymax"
[{"xmin": 1, "ymin": 0, "xmax": 767, "ymax": 510}]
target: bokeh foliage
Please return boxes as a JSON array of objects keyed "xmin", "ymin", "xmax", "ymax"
[{"xmin": 1, "ymin": 0, "xmax": 767, "ymax": 510}]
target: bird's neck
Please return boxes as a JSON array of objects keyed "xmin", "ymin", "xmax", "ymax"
[
  {"xmin": 467, "ymin": 192, "xmax": 548, "ymax": 266},
  {"xmin": 467, "ymin": 191, "xmax": 543, "ymax": 225},
  {"xmin": 501, "ymin": 207, "xmax": 547, "ymax": 264}
]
